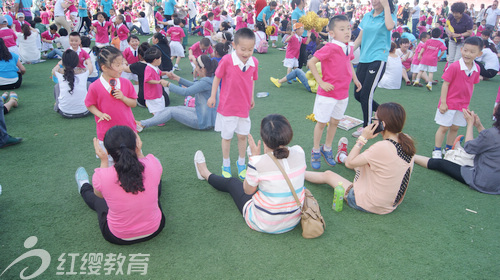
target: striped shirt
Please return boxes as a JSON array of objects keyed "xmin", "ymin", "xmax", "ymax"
[{"xmin": 244, "ymin": 145, "xmax": 306, "ymax": 234}]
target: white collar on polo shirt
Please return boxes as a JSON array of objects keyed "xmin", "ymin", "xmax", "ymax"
[
  {"xmin": 129, "ymin": 46, "xmax": 138, "ymax": 56},
  {"xmin": 330, "ymin": 38, "xmax": 351, "ymax": 55},
  {"xmin": 231, "ymin": 51, "xmax": 254, "ymax": 71},
  {"xmin": 146, "ymin": 63, "xmax": 160, "ymax": 75},
  {"xmin": 458, "ymin": 57, "xmax": 478, "ymax": 76},
  {"xmin": 100, "ymin": 75, "xmax": 121, "ymax": 92}
]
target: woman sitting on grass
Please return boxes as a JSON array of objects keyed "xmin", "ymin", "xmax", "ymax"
[
  {"xmin": 75, "ymin": 126, "xmax": 165, "ymax": 245},
  {"xmin": 306, "ymin": 103, "xmax": 416, "ymax": 214},
  {"xmin": 136, "ymin": 55, "xmax": 218, "ymax": 131},
  {"xmin": 194, "ymin": 114, "xmax": 307, "ymax": 234},
  {"xmin": 414, "ymin": 107, "xmax": 500, "ymax": 195}
]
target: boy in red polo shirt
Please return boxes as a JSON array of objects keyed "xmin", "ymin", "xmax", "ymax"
[
  {"xmin": 68, "ymin": 32, "xmax": 93, "ymax": 74},
  {"xmin": 204, "ymin": 12, "xmax": 215, "ymax": 45},
  {"xmin": 307, "ymin": 15, "xmax": 362, "ymax": 169},
  {"xmin": 432, "ymin": 37, "xmax": 483, "ymax": 159},
  {"xmin": 207, "ymin": 28, "xmax": 258, "ymax": 180}
]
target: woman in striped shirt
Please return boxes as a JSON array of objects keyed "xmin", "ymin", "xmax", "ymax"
[{"xmin": 194, "ymin": 114, "xmax": 307, "ymax": 234}]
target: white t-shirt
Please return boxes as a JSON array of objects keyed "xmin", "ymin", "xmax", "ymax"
[
  {"xmin": 476, "ymin": 48, "xmax": 499, "ymax": 71},
  {"xmin": 54, "ymin": 0, "xmax": 65, "ymax": 17},
  {"xmin": 485, "ymin": 7, "xmax": 500, "ymax": 26},
  {"xmin": 55, "ymin": 69, "xmax": 90, "ymax": 114},
  {"xmin": 378, "ymin": 55, "xmax": 403, "ymax": 90},
  {"xmin": 137, "ymin": 17, "xmax": 150, "ymax": 34},
  {"xmin": 54, "ymin": 35, "xmax": 70, "ymax": 50},
  {"xmin": 411, "ymin": 5, "xmax": 420, "ymax": 19}
]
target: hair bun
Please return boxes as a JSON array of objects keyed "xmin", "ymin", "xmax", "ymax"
[{"xmin": 273, "ymin": 147, "xmax": 289, "ymax": 159}]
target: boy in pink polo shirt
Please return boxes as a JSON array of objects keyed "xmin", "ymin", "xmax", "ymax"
[
  {"xmin": 207, "ymin": 28, "xmax": 258, "ymax": 179},
  {"xmin": 112, "ymin": 15, "xmax": 130, "ymax": 51},
  {"xmin": 307, "ymin": 15, "xmax": 362, "ymax": 169},
  {"xmin": 204, "ymin": 12, "xmax": 215, "ymax": 45},
  {"xmin": 91, "ymin": 12, "xmax": 112, "ymax": 47},
  {"xmin": 432, "ymin": 37, "xmax": 483, "ymax": 159},
  {"xmin": 68, "ymin": 32, "xmax": 93, "ymax": 74},
  {"xmin": 414, "ymin": 28, "xmax": 447, "ymax": 91},
  {"xmin": 411, "ymin": 32, "xmax": 428, "ymax": 87},
  {"xmin": 143, "ymin": 48, "xmax": 169, "ymax": 115},
  {"xmin": 283, "ymin": 23, "xmax": 311, "ymax": 76},
  {"xmin": 166, "ymin": 18, "xmax": 186, "ymax": 71}
]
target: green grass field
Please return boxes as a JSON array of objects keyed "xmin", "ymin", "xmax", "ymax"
[{"xmin": 0, "ymin": 35, "xmax": 499, "ymax": 279}]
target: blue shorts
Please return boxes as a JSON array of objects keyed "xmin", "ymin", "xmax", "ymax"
[{"xmin": 345, "ymin": 187, "xmax": 371, "ymax": 213}]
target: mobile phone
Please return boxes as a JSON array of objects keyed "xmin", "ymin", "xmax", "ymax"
[{"xmin": 373, "ymin": 121, "xmax": 384, "ymax": 134}]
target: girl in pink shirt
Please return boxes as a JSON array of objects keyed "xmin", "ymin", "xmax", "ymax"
[
  {"xmin": 235, "ymin": 9, "xmax": 247, "ymax": 31},
  {"xmin": 84, "ymin": 46, "xmax": 137, "ymax": 144},
  {"xmin": 166, "ymin": 18, "xmax": 186, "ymax": 71},
  {"xmin": 247, "ymin": 5, "xmax": 255, "ymax": 30},
  {"xmin": 76, "ymin": 125, "xmax": 165, "ymax": 245}
]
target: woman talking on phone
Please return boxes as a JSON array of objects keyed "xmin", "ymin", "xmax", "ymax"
[{"xmin": 305, "ymin": 103, "xmax": 416, "ymax": 214}]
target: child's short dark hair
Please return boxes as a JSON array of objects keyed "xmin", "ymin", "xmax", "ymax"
[
  {"xmin": 97, "ymin": 12, "xmax": 107, "ymax": 19},
  {"xmin": 328, "ymin": 15, "xmax": 348, "ymax": 30},
  {"xmin": 138, "ymin": 42, "xmax": 150, "ymax": 58},
  {"xmin": 69, "ymin": 31, "xmax": 80, "ymax": 38},
  {"xmin": 482, "ymin": 29, "xmax": 492, "ymax": 38},
  {"xmin": 81, "ymin": 36, "xmax": 91, "ymax": 48},
  {"xmin": 58, "ymin": 28, "xmax": 68, "ymax": 36},
  {"xmin": 400, "ymin": 38, "xmax": 410, "ymax": 45},
  {"xmin": 34, "ymin": 16, "xmax": 41, "ymax": 23},
  {"xmin": 274, "ymin": 17, "xmax": 280, "ymax": 22},
  {"xmin": 155, "ymin": 25, "xmax": 161, "ymax": 30},
  {"xmin": 200, "ymin": 37, "xmax": 211, "ymax": 47},
  {"xmin": 49, "ymin": 24, "xmax": 58, "ymax": 31},
  {"xmin": 181, "ymin": 19, "xmax": 186, "ymax": 25},
  {"xmin": 172, "ymin": 17, "xmax": 180, "ymax": 25},
  {"xmin": 397, "ymin": 18, "xmax": 404, "ymax": 24},
  {"xmin": 464, "ymin": 36, "xmax": 483, "ymax": 50},
  {"xmin": 143, "ymin": 47, "xmax": 162, "ymax": 63},
  {"xmin": 221, "ymin": 11, "xmax": 227, "ymax": 16},
  {"xmin": 234, "ymin": 27, "xmax": 256, "ymax": 45},
  {"xmin": 127, "ymin": 35, "xmax": 139, "ymax": 43},
  {"xmin": 207, "ymin": 12, "xmax": 214, "ymax": 18},
  {"xmin": 431, "ymin": 28, "xmax": 441, "ymax": 38},
  {"xmin": 116, "ymin": 15, "xmax": 124, "ymax": 22},
  {"xmin": 139, "ymin": 11, "xmax": 145, "ymax": 17},
  {"xmin": 419, "ymin": 32, "xmax": 428, "ymax": 40}
]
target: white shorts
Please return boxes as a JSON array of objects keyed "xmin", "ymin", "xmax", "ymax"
[
  {"xmin": 418, "ymin": 64, "xmax": 437, "ymax": 73},
  {"xmin": 434, "ymin": 108, "xmax": 466, "ymax": 127},
  {"xmin": 214, "ymin": 113, "xmax": 251, "ymax": 140},
  {"xmin": 283, "ymin": 58, "xmax": 298, "ymax": 68},
  {"xmin": 95, "ymin": 42, "xmax": 109, "ymax": 47},
  {"xmin": 120, "ymin": 40, "xmax": 129, "ymax": 52},
  {"xmin": 146, "ymin": 96, "xmax": 166, "ymax": 114},
  {"xmin": 313, "ymin": 95, "xmax": 349, "ymax": 123},
  {"xmin": 212, "ymin": 20, "xmax": 220, "ymax": 32},
  {"xmin": 270, "ymin": 35, "xmax": 278, "ymax": 41},
  {"xmin": 169, "ymin": 41, "xmax": 185, "ymax": 57},
  {"xmin": 410, "ymin": 64, "xmax": 420, "ymax": 73}
]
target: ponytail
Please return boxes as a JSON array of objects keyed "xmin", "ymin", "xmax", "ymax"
[
  {"xmin": 61, "ymin": 49, "xmax": 79, "ymax": 94},
  {"xmin": 114, "ymin": 144, "xmax": 145, "ymax": 194},
  {"xmin": 397, "ymin": 133, "xmax": 416, "ymax": 158},
  {"xmin": 103, "ymin": 126, "xmax": 145, "ymax": 194}
]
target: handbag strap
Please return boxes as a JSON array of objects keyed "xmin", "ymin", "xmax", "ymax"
[{"xmin": 268, "ymin": 152, "xmax": 302, "ymax": 209}]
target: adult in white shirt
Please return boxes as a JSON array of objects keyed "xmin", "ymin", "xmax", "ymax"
[
  {"xmin": 16, "ymin": 25, "xmax": 41, "ymax": 63},
  {"xmin": 54, "ymin": 0, "xmax": 71, "ymax": 32},
  {"xmin": 475, "ymin": 44, "xmax": 499, "ymax": 79},
  {"xmin": 484, "ymin": 1, "xmax": 500, "ymax": 31},
  {"xmin": 410, "ymin": 0, "xmax": 421, "ymax": 38},
  {"xmin": 144, "ymin": 0, "xmax": 155, "ymax": 28}
]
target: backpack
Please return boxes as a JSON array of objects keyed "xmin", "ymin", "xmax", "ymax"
[{"xmin": 255, "ymin": 32, "xmax": 268, "ymax": 54}]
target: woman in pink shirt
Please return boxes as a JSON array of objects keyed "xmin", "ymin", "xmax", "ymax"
[
  {"xmin": 305, "ymin": 103, "xmax": 416, "ymax": 215},
  {"xmin": 75, "ymin": 125, "xmax": 165, "ymax": 245}
]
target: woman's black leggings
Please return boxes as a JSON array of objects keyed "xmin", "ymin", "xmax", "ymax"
[
  {"xmin": 427, "ymin": 159, "xmax": 466, "ymax": 184},
  {"xmin": 208, "ymin": 174, "xmax": 253, "ymax": 214},
  {"xmin": 80, "ymin": 181, "xmax": 165, "ymax": 245},
  {"xmin": 354, "ymin": 61, "xmax": 386, "ymax": 127}
]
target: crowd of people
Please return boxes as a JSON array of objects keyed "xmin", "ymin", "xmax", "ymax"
[{"xmin": 1, "ymin": 0, "xmax": 499, "ymax": 245}]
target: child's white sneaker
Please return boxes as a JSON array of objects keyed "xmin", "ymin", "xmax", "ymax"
[{"xmin": 431, "ymin": 149, "xmax": 442, "ymax": 159}]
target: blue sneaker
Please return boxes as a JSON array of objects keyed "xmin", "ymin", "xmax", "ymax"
[
  {"xmin": 311, "ymin": 150, "xmax": 321, "ymax": 169},
  {"xmin": 320, "ymin": 145, "xmax": 336, "ymax": 167},
  {"xmin": 222, "ymin": 166, "xmax": 232, "ymax": 178},
  {"xmin": 75, "ymin": 167, "xmax": 89, "ymax": 193},
  {"xmin": 236, "ymin": 161, "xmax": 247, "ymax": 180}
]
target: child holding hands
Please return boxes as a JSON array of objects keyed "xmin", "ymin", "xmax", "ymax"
[
  {"xmin": 207, "ymin": 28, "xmax": 259, "ymax": 179},
  {"xmin": 414, "ymin": 28, "xmax": 447, "ymax": 91},
  {"xmin": 307, "ymin": 15, "xmax": 362, "ymax": 168},
  {"xmin": 143, "ymin": 47, "xmax": 170, "ymax": 115}
]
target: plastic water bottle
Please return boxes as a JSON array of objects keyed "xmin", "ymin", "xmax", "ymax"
[
  {"xmin": 0, "ymin": 184, "xmax": 2, "ymax": 195},
  {"xmin": 332, "ymin": 182, "xmax": 344, "ymax": 212},
  {"xmin": 256, "ymin": 92, "xmax": 269, "ymax": 98}
]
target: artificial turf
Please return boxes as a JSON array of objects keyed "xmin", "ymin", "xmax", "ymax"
[{"xmin": 0, "ymin": 34, "xmax": 499, "ymax": 279}]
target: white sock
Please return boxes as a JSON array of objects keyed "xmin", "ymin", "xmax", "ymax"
[
  {"xmin": 338, "ymin": 153, "xmax": 347, "ymax": 163},
  {"xmin": 427, "ymin": 81, "xmax": 432, "ymax": 85},
  {"xmin": 223, "ymin": 158, "xmax": 231, "ymax": 167},
  {"xmin": 175, "ymin": 64, "xmax": 178, "ymax": 68},
  {"xmin": 237, "ymin": 157, "xmax": 245, "ymax": 166},
  {"xmin": 312, "ymin": 148, "xmax": 320, "ymax": 153},
  {"xmin": 323, "ymin": 145, "xmax": 332, "ymax": 152}
]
